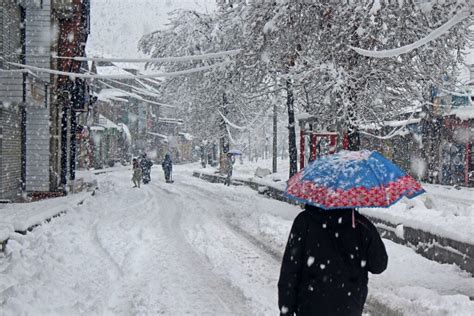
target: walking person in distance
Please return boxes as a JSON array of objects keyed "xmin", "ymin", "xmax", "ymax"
[
  {"xmin": 162, "ymin": 153, "xmax": 173, "ymax": 183},
  {"xmin": 131, "ymin": 158, "xmax": 142, "ymax": 188}
]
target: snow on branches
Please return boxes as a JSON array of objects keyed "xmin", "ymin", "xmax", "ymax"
[{"xmin": 138, "ymin": 0, "xmax": 471, "ymax": 146}]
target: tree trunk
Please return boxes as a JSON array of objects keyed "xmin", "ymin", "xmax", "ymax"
[
  {"xmin": 421, "ymin": 102, "xmax": 441, "ymax": 184},
  {"xmin": 287, "ymin": 79, "xmax": 297, "ymax": 177},
  {"xmin": 219, "ymin": 92, "xmax": 229, "ymax": 173},
  {"xmin": 347, "ymin": 128, "xmax": 360, "ymax": 151}
]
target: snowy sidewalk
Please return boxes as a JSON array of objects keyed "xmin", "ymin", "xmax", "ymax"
[
  {"xmin": 0, "ymin": 191, "xmax": 90, "ymax": 250},
  {"xmin": 193, "ymin": 159, "xmax": 474, "ymax": 273},
  {"xmin": 199, "ymin": 159, "xmax": 474, "ymax": 243}
]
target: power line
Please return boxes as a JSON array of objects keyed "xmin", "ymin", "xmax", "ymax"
[
  {"xmin": 52, "ymin": 49, "xmax": 241, "ymax": 63},
  {"xmin": 1, "ymin": 60, "xmax": 231, "ymax": 80}
]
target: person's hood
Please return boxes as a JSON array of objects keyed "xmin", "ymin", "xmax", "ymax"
[{"xmin": 305, "ymin": 204, "xmax": 356, "ymax": 228}]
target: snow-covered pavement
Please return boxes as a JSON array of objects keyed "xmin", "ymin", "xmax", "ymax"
[{"xmin": 1, "ymin": 165, "xmax": 473, "ymax": 315}]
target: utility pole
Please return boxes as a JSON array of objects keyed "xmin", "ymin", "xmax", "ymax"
[
  {"xmin": 248, "ymin": 131, "xmax": 252, "ymax": 162},
  {"xmin": 272, "ymin": 102, "xmax": 278, "ymax": 173},
  {"xmin": 287, "ymin": 78, "xmax": 297, "ymax": 177}
]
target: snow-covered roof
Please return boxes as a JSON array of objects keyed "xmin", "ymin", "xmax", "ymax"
[
  {"xmin": 178, "ymin": 132, "xmax": 194, "ymax": 141},
  {"xmin": 295, "ymin": 113, "xmax": 315, "ymax": 121},
  {"xmin": 90, "ymin": 126, "xmax": 105, "ymax": 132},
  {"xmin": 148, "ymin": 131, "xmax": 168, "ymax": 140},
  {"xmin": 95, "ymin": 66, "xmax": 132, "ymax": 77},
  {"xmin": 449, "ymin": 106, "xmax": 474, "ymax": 121},
  {"xmin": 98, "ymin": 114, "xmax": 120, "ymax": 130},
  {"xmin": 158, "ymin": 117, "xmax": 184, "ymax": 125},
  {"xmin": 112, "ymin": 62, "xmax": 144, "ymax": 71},
  {"xmin": 96, "ymin": 89, "xmax": 129, "ymax": 103},
  {"xmin": 360, "ymin": 118, "xmax": 421, "ymax": 131},
  {"xmin": 118, "ymin": 123, "xmax": 132, "ymax": 144}
]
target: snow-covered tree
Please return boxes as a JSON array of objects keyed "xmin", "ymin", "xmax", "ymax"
[
  {"xmin": 140, "ymin": 0, "xmax": 470, "ymax": 175},
  {"xmin": 139, "ymin": 9, "xmax": 250, "ymax": 169},
  {"xmin": 302, "ymin": 0, "xmax": 468, "ymax": 136},
  {"xmin": 243, "ymin": 0, "xmax": 469, "ymax": 148}
]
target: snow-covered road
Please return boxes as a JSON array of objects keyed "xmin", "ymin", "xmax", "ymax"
[{"xmin": 1, "ymin": 165, "xmax": 473, "ymax": 315}]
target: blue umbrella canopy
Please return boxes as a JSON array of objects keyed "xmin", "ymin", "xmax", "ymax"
[{"xmin": 285, "ymin": 150, "xmax": 425, "ymax": 209}]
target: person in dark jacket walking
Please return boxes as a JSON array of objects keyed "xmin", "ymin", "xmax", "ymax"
[
  {"xmin": 278, "ymin": 204, "xmax": 388, "ymax": 316},
  {"xmin": 140, "ymin": 153, "xmax": 153, "ymax": 184},
  {"xmin": 162, "ymin": 153, "xmax": 173, "ymax": 183}
]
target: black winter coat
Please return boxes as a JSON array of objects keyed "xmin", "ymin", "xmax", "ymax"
[{"xmin": 278, "ymin": 205, "xmax": 388, "ymax": 316}]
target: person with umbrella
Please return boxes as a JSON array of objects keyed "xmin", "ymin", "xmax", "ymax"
[{"xmin": 278, "ymin": 150, "xmax": 425, "ymax": 316}]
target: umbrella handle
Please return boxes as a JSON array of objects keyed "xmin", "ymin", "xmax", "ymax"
[{"xmin": 352, "ymin": 209, "xmax": 356, "ymax": 229}]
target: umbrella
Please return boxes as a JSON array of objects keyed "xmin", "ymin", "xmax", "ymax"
[
  {"xmin": 285, "ymin": 150, "xmax": 425, "ymax": 210},
  {"xmin": 227, "ymin": 149, "xmax": 242, "ymax": 155}
]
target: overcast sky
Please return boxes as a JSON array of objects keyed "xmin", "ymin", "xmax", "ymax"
[{"xmin": 87, "ymin": 0, "xmax": 216, "ymax": 57}]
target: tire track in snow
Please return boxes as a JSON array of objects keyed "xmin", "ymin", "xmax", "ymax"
[
  {"xmin": 167, "ymin": 179, "xmax": 284, "ymax": 260},
  {"xmin": 104, "ymin": 187, "xmax": 159, "ymax": 315},
  {"xmin": 156, "ymin": 179, "xmax": 280, "ymax": 314},
  {"xmin": 84, "ymin": 179, "xmax": 158, "ymax": 314},
  {"xmin": 93, "ymin": 178, "xmax": 251, "ymax": 315},
  {"xmin": 172, "ymin": 174, "xmax": 402, "ymax": 316},
  {"xmin": 148, "ymin": 180, "xmax": 260, "ymax": 314},
  {"xmin": 89, "ymin": 186, "xmax": 154, "ymax": 277},
  {"xmin": 90, "ymin": 220, "xmax": 124, "ymax": 280}
]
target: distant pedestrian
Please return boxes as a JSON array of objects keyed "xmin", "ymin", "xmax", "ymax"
[
  {"xmin": 201, "ymin": 147, "xmax": 207, "ymax": 168},
  {"xmin": 162, "ymin": 153, "xmax": 173, "ymax": 183},
  {"xmin": 132, "ymin": 158, "xmax": 142, "ymax": 188},
  {"xmin": 278, "ymin": 204, "xmax": 388, "ymax": 316},
  {"xmin": 140, "ymin": 153, "xmax": 153, "ymax": 184},
  {"xmin": 223, "ymin": 153, "xmax": 235, "ymax": 186}
]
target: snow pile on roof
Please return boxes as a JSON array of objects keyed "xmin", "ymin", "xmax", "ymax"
[
  {"xmin": 158, "ymin": 117, "xmax": 184, "ymax": 125},
  {"xmin": 118, "ymin": 123, "xmax": 132, "ymax": 144},
  {"xmin": 96, "ymin": 89, "xmax": 129, "ymax": 103},
  {"xmin": 90, "ymin": 126, "xmax": 105, "ymax": 132},
  {"xmin": 359, "ymin": 118, "xmax": 421, "ymax": 131},
  {"xmin": 112, "ymin": 62, "xmax": 143, "ymax": 71},
  {"xmin": 98, "ymin": 114, "xmax": 120, "ymax": 130},
  {"xmin": 450, "ymin": 106, "xmax": 474, "ymax": 121},
  {"xmin": 179, "ymin": 132, "xmax": 194, "ymax": 141},
  {"xmin": 148, "ymin": 131, "xmax": 168, "ymax": 141},
  {"xmin": 95, "ymin": 66, "xmax": 131, "ymax": 77},
  {"xmin": 295, "ymin": 113, "xmax": 314, "ymax": 121}
]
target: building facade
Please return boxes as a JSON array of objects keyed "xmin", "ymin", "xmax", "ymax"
[
  {"xmin": 0, "ymin": 0, "xmax": 91, "ymax": 201},
  {"xmin": 0, "ymin": 0, "xmax": 23, "ymax": 200}
]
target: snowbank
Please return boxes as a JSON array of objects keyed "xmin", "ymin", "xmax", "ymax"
[
  {"xmin": 0, "ymin": 192, "xmax": 88, "ymax": 239},
  {"xmin": 193, "ymin": 158, "xmax": 474, "ymax": 249}
]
